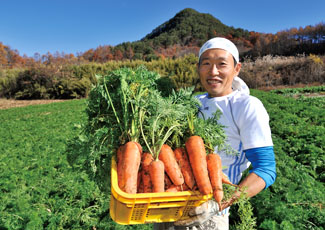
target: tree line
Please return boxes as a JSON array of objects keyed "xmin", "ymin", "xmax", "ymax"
[
  {"xmin": 0, "ymin": 16, "xmax": 324, "ymax": 69},
  {"xmin": 1, "ymin": 54, "xmax": 324, "ymax": 100},
  {"xmin": 247, "ymin": 22, "xmax": 325, "ymax": 57}
]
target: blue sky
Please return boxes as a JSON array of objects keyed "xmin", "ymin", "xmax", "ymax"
[{"xmin": 1, "ymin": 0, "xmax": 324, "ymax": 57}]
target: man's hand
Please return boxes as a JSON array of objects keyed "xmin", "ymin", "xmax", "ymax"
[{"xmin": 174, "ymin": 200, "xmax": 220, "ymax": 226}]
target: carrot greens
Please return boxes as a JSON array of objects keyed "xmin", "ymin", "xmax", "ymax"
[
  {"xmin": 101, "ymin": 67, "xmax": 159, "ymax": 144},
  {"xmin": 186, "ymin": 109, "xmax": 235, "ymax": 156},
  {"xmin": 139, "ymin": 90, "xmax": 182, "ymax": 160}
]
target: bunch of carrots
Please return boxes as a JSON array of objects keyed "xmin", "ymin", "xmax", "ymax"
[
  {"xmin": 102, "ymin": 67, "xmax": 236, "ymax": 209},
  {"xmin": 116, "ymin": 135, "xmax": 237, "ymax": 209}
]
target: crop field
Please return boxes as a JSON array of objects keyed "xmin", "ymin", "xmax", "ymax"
[{"xmin": 0, "ymin": 86, "xmax": 324, "ymax": 230}]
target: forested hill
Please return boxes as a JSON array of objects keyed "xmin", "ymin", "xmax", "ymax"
[
  {"xmin": 1, "ymin": 8, "xmax": 324, "ymax": 67},
  {"xmin": 114, "ymin": 8, "xmax": 253, "ymax": 61},
  {"xmin": 141, "ymin": 8, "xmax": 250, "ymax": 47}
]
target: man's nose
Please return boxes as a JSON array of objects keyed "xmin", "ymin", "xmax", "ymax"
[{"xmin": 210, "ymin": 64, "xmax": 219, "ymax": 75}]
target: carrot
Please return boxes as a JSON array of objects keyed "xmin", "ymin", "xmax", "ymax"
[
  {"xmin": 122, "ymin": 141, "xmax": 141, "ymax": 194},
  {"xmin": 185, "ymin": 136, "xmax": 212, "ymax": 195},
  {"xmin": 117, "ymin": 145, "xmax": 125, "ymax": 190},
  {"xmin": 149, "ymin": 159, "xmax": 165, "ymax": 192},
  {"xmin": 141, "ymin": 152, "xmax": 154, "ymax": 193},
  {"xmin": 137, "ymin": 172, "xmax": 144, "ymax": 193},
  {"xmin": 166, "ymin": 184, "xmax": 179, "ymax": 193},
  {"xmin": 158, "ymin": 144, "xmax": 184, "ymax": 186},
  {"xmin": 179, "ymin": 183, "xmax": 190, "ymax": 191},
  {"xmin": 134, "ymin": 142, "xmax": 143, "ymax": 154},
  {"xmin": 222, "ymin": 173, "xmax": 238, "ymax": 187},
  {"xmin": 174, "ymin": 147, "xmax": 196, "ymax": 189},
  {"xmin": 142, "ymin": 152, "xmax": 154, "ymax": 168},
  {"xmin": 207, "ymin": 153, "xmax": 223, "ymax": 210},
  {"xmin": 166, "ymin": 183, "xmax": 189, "ymax": 192},
  {"xmin": 137, "ymin": 169, "xmax": 142, "ymax": 191},
  {"xmin": 164, "ymin": 173, "xmax": 173, "ymax": 191},
  {"xmin": 141, "ymin": 170, "xmax": 152, "ymax": 193}
]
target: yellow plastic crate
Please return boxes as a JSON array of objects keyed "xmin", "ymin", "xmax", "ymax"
[{"xmin": 109, "ymin": 156, "xmax": 212, "ymax": 225}]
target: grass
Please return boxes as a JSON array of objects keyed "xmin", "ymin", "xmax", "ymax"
[
  {"xmin": 0, "ymin": 100, "xmax": 88, "ymax": 229},
  {"xmin": 0, "ymin": 100, "xmax": 152, "ymax": 230}
]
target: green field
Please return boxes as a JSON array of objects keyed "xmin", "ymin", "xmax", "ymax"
[{"xmin": 0, "ymin": 88, "xmax": 324, "ymax": 230}]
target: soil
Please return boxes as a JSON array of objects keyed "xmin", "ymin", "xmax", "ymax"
[
  {"xmin": 0, "ymin": 99, "xmax": 70, "ymax": 110},
  {"xmin": 1, "ymin": 84, "xmax": 324, "ymax": 110}
]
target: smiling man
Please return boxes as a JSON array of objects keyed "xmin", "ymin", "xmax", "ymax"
[
  {"xmin": 154, "ymin": 37, "xmax": 276, "ymax": 230},
  {"xmin": 198, "ymin": 48, "xmax": 241, "ymax": 97}
]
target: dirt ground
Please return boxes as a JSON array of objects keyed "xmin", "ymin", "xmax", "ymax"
[
  {"xmin": 0, "ymin": 99, "xmax": 69, "ymax": 110},
  {"xmin": 1, "ymin": 84, "xmax": 323, "ymax": 110}
]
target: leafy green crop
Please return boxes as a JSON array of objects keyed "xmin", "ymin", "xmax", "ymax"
[
  {"xmin": 249, "ymin": 89, "xmax": 325, "ymax": 230},
  {"xmin": 0, "ymin": 99, "xmax": 154, "ymax": 230},
  {"xmin": 0, "ymin": 100, "xmax": 108, "ymax": 229},
  {"xmin": 270, "ymin": 85, "xmax": 325, "ymax": 96}
]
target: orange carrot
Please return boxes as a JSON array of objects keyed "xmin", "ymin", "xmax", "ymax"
[
  {"xmin": 141, "ymin": 152, "xmax": 154, "ymax": 193},
  {"xmin": 149, "ymin": 159, "xmax": 165, "ymax": 192},
  {"xmin": 166, "ymin": 183, "xmax": 189, "ymax": 192},
  {"xmin": 137, "ymin": 172, "xmax": 144, "ymax": 193},
  {"xmin": 166, "ymin": 184, "xmax": 179, "ymax": 193},
  {"xmin": 142, "ymin": 152, "xmax": 154, "ymax": 168},
  {"xmin": 134, "ymin": 142, "xmax": 143, "ymax": 154},
  {"xmin": 174, "ymin": 147, "xmax": 196, "ymax": 189},
  {"xmin": 179, "ymin": 183, "xmax": 190, "ymax": 191},
  {"xmin": 137, "ymin": 169, "xmax": 142, "ymax": 191},
  {"xmin": 158, "ymin": 144, "xmax": 184, "ymax": 186},
  {"xmin": 117, "ymin": 145, "xmax": 125, "ymax": 190},
  {"xmin": 122, "ymin": 141, "xmax": 141, "ymax": 194},
  {"xmin": 222, "ymin": 173, "xmax": 238, "ymax": 187},
  {"xmin": 141, "ymin": 170, "xmax": 152, "ymax": 193},
  {"xmin": 207, "ymin": 153, "xmax": 223, "ymax": 210},
  {"xmin": 185, "ymin": 136, "xmax": 212, "ymax": 195},
  {"xmin": 164, "ymin": 173, "xmax": 173, "ymax": 191}
]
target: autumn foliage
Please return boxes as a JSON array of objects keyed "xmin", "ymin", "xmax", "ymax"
[
  {"xmin": 1, "ymin": 8, "xmax": 324, "ymax": 69},
  {"xmin": 0, "ymin": 8, "xmax": 324, "ymax": 99}
]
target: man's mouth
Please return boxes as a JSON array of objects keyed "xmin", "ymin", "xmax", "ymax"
[{"xmin": 207, "ymin": 79, "xmax": 222, "ymax": 84}]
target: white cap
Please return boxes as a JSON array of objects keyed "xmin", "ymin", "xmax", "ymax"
[{"xmin": 199, "ymin": 37, "xmax": 239, "ymax": 63}]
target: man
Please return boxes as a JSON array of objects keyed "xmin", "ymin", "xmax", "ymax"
[{"xmin": 154, "ymin": 37, "xmax": 276, "ymax": 230}]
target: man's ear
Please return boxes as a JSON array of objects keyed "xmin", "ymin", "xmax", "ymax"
[
  {"xmin": 196, "ymin": 63, "xmax": 201, "ymax": 77},
  {"xmin": 235, "ymin": 62, "xmax": 242, "ymax": 76},
  {"xmin": 195, "ymin": 63, "xmax": 201, "ymax": 89}
]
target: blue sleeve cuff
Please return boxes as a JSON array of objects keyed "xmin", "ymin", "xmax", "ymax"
[{"xmin": 245, "ymin": 146, "xmax": 276, "ymax": 189}]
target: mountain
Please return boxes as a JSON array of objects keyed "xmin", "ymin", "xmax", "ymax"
[
  {"xmin": 113, "ymin": 8, "xmax": 253, "ymax": 60},
  {"xmin": 142, "ymin": 8, "xmax": 250, "ymax": 47}
]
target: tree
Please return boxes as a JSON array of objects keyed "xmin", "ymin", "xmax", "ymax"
[
  {"xmin": 114, "ymin": 49, "xmax": 123, "ymax": 61},
  {"xmin": 0, "ymin": 43, "xmax": 8, "ymax": 67}
]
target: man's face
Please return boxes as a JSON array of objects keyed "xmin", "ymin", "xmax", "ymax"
[{"xmin": 198, "ymin": 48, "xmax": 241, "ymax": 97}]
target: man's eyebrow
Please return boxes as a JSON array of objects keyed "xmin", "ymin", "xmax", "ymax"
[{"xmin": 201, "ymin": 56, "xmax": 228, "ymax": 61}]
